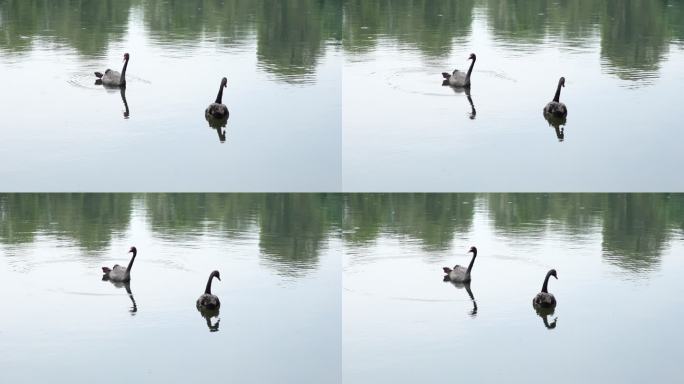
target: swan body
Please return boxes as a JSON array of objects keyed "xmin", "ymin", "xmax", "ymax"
[
  {"xmin": 533, "ymin": 269, "xmax": 558, "ymax": 309},
  {"xmin": 443, "ymin": 246, "xmax": 477, "ymax": 283},
  {"xmin": 205, "ymin": 77, "xmax": 229, "ymax": 120},
  {"xmin": 102, "ymin": 246, "xmax": 137, "ymax": 283},
  {"xmin": 442, "ymin": 53, "xmax": 476, "ymax": 88},
  {"xmin": 543, "ymin": 77, "xmax": 568, "ymax": 118},
  {"xmin": 197, "ymin": 270, "xmax": 221, "ymax": 310},
  {"xmin": 95, "ymin": 53, "xmax": 129, "ymax": 87}
]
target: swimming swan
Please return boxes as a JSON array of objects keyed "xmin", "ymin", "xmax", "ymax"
[
  {"xmin": 196, "ymin": 270, "xmax": 221, "ymax": 310},
  {"xmin": 102, "ymin": 246, "xmax": 137, "ymax": 283},
  {"xmin": 443, "ymin": 246, "xmax": 478, "ymax": 283},
  {"xmin": 205, "ymin": 77, "xmax": 229, "ymax": 120},
  {"xmin": 442, "ymin": 53, "xmax": 476, "ymax": 88},
  {"xmin": 543, "ymin": 77, "xmax": 568, "ymax": 118},
  {"xmin": 532, "ymin": 269, "xmax": 558, "ymax": 309},
  {"xmin": 95, "ymin": 53, "xmax": 129, "ymax": 87}
]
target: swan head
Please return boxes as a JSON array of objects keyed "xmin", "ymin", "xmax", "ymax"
[
  {"xmin": 549, "ymin": 269, "xmax": 558, "ymax": 279},
  {"xmin": 221, "ymin": 77, "xmax": 228, "ymax": 88},
  {"xmin": 129, "ymin": 246, "xmax": 137, "ymax": 254},
  {"xmin": 559, "ymin": 77, "xmax": 565, "ymax": 87},
  {"xmin": 212, "ymin": 270, "xmax": 221, "ymax": 281},
  {"xmin": 123, "ymin": 53, "xmax": 130, "ymax": 62},
  {"xmin": 468, "ymin": 53, "xmax": 476, "ymax": 61},
  {"xmin": 468, "ymin": 246, "xmax": 477, "ymax": 254}
]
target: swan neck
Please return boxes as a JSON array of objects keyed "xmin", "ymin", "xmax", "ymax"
[
  {"xmin": 205, "ymin": 274, "xmax": 215, "ymax": 294},
  {"xmin": 541, "ymin": 272, "xmax": 552, "ymax": 293},
  {"xmin": 215, "ymin": 84, "xmax": 225, "ymax": 104},
  {"xmin": 125, "ymin": 249, "xmax": 137, "ymax": 277},
  {"xmin": 466, "ymin": 250, "xmax": 477, "ymax": 274},
  {"xmin": 553, "ymin": 81, "xmax": 562, "ymax": 102},
  {"xmin": 466, "ymin": 57, "xmax": 476, "ymax": 79},
  {"xmin": 120, "ymin": 57, "xmax": 129, "ymax": 84}
]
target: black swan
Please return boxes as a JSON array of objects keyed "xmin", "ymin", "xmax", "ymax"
[
  {"xmin": 442, "ymin": 53, "xmax": 476, "ymax": 87},
  {"xmin": 95, "ymin": 53, "xmax": 129, "ymax": 87},
  {"xmin": 196, "ymin": 270, "xmax": 221, "ymax": 310},
  {"xmin": 543, "ymin": 77, "xmax": 568, "ymax": 118},
  {"xmin": 102, "ymin": 246, "xmax": 137, "ymax": 283},
  {"xmin": 443, "ymin": 246, "xmax": 477, "ymax": 283},
  {"xmin": 205, "ymin": 77, "xmax": 229, "ymax": 120}
]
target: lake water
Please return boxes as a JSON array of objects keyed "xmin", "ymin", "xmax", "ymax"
[
  {"xmin": 343, "ymin": 193, "xmax": 684, "ymax": 383},
  {"xmin": 0, "ymin": 194, "xmax": 342, "ymax": 383},
  {"xmin": 0, "ymin": 0, "xmax": 342, "ymax": 191},
  {"xmin": 2, "ymin": 1, "xmax": 684, "ymax": 192},
  {"xmin": 342, "ymin": 0, "xmax": 684, "ymax": 191},
  {"xmin": 3, "ymin": 194, "xmax": 683, "ymax": 382}
]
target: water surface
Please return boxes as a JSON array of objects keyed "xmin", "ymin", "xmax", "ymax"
[
  {"xmin": 0, "ymin": 193, "xmax": 342, "ymax": 383},
  {"xmin": 343, "ymin": 193, "xmax": 684, "ymax": 383},
  {"xmin": 342, "ymin": 0, "xmax": 684, "ymax": 191},
  {"xmin": 0, "ymin": 0, "xmax": 342, "ymax": 191}
]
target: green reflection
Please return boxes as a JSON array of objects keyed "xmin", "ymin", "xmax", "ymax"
[
  {"xmin": 342, "ymin": 0, "xmax": 474, "ymax": 57},
  {"xmin": 343, "ymin": 194, "xmax": 475, "ymax": 251},
  {"xmin": 0, "ymin": 0, "xmax": 132, "ymax": 56},
  {"xmin": 1, "ymin": 194, "xmax": 683, "ymax": 274},
  {"xmin": 0, "ymin": 193, "xmax": 132, "ymax": 250}
]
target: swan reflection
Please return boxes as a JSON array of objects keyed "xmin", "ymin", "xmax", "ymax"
[
  {"xmin": 205, "ymin": 115, "xmax": 228, "ymax": 143},
  {"xmin": 443, "ymin": 277, "xmax": 478, "ymax": 317},
  {"xmin": 101, "ymin": 278, "xmax": 138, "ymax": 315},
  {"xmin": 544, "ymin": 114, "xmax": 566, "ymax": 142},
  {"xmin": 534, "ymin": 306, "xmax": 558, "ymax": 330},
  {"xmin": 198, "ymin": 307, "xmax": 220, "ymax": 332},
  {"xmin": 120, "ymin": 88, "xmax": 130, "ymax": 119},
  {"xmin": 442, "ymin": 82, "xmax": 477, "ymax": 120}
]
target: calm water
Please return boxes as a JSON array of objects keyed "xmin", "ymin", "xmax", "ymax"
[
  {"xmin": 0, "ymin": 194, "xmax": 342, "ymax": 383},
  {"xmin": 3, "ymin": 1, "xmax": 684, "ymax": 192},
  {"xmin": 0, "ymin": 1, "xmax": 342, "ymax": 191},
  {"xmin": 343, "ymin": 194, "xmax": 684, "ymax": 383},
  {"xmin": 2, "ymin": 194, "xmax": 683, "ymax": 382},
  {"xmin": 343, "ymin": 0, "xmax": 684, "ymax": 191}
]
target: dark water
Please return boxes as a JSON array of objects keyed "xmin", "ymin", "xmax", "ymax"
[
  {"xmin": 343, "ymin": 193, "xmax": 684, "ymax": 383},
  {"xmin": 342, "ymin": 0, "xmax": 684, "ymax": 191},
  {"xmin": 0, "ymin": 0, "xmax": 342, "ymax": 191},
  {"xmin": 0, "ymin": 194, "xmax": 342, "ymax": 383}
]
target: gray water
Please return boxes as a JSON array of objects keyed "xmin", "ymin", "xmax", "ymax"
[
  {"xmin": 343, "ymin": 193, "xmax": 684, "ymax": 383},
  {"xmin": 0, "ymin": 0, "xmax": 342, "ymax": 191},
  {"xmin": 0, "ymin": 194, "xmax": 342, "ymax": 383},
  {"xmin": 2, "ymin": 1, "xmax": 684, "ymax": 191},
  {"xmin": 342, "ymin": 0, "xmax": 684, "ymax": 191}
]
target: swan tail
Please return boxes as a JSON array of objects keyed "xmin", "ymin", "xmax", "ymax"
[
  {"xmin": 443, "ymin": 267, "xmax": 452, "ymax": 274},
  {"xmin": 442, "ymin": 80, "xmax": 450, "ymax": 86},
  {"xmin": 442, "ymin": 72, "xmax": 451, "ymax": 79},
  {"xmin": 95, "ymin": 72, "xmax": 104, "ymax": 78},
  {"xmin": 102, "ymin": 267, "xmax": 111, "ymax": 274}
]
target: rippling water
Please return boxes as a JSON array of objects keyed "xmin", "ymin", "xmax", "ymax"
[
  {"xmin": 0, "ymin": 0, "xmax": 342, "ymax": 191},
  {"xmin": 342, "ymin": 0, "xmax": 684, "ymax": 191},
  {"xmin": 0, "ymin": 194, "xmax": 342, "ymax": 383},
  {"xmin": 1, "ymin": 193, "xmax": 683, "ymax": 381},
  {"xmin": 343, "ymin": 193, "xmax": 684, "ymax": 383}
]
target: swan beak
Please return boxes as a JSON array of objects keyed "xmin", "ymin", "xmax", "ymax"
[{"xmin": 217, "ymin": 276, "xmax": 221, "ymax": 281}]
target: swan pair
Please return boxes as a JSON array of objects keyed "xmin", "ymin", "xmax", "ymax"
[
  {"xmin": 443, "ymin": 246, "xmax": 559, "ymax": 309},
  {"xmin": 101, "ymin": 247, "xmax": 222, "ymax": 310},
  {"xmin": 441, "ymin": 53, "xmax": 568, "ymax": 119},
  {"xmin": 95, "ymin": 53, "xmax": 230, "ymax": 124}
]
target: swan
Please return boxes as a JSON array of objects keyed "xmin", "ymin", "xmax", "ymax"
[
  {"xmin": 102, "ymin": 246, "xmax": 137, "ymax": 283},
  {"xmin": 532, "ymin": 269, "xmax": 558, "ymax": 309},
  {"xmin": 95, "ymin": 53, "xmax": 129, "ymax": 87},
  {"xmin": 443, "ymin": 246, "xmax": 477, "ymax": 283},
  {"xmin": 543, "ymin": 77, "xmax": 568, "ymax": 118},
  {"xmin": 196, "ymin": 270, "xmax": 221, "ymax": 310},
  {"xmin": 205, "ymin": 77, "xmax": 229, "ymax": 120},
  {"xmin": 442, "ymin": 53, "xmax": 476, "ymax": 88}
]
